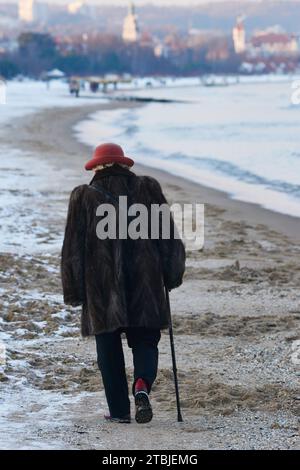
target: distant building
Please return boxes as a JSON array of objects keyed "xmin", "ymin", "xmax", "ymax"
[
  {"xmin": 123, "ymin": 1, "xmax": 139, "ymax": 43},
  {"xmin": 232, "ymin": 16, "xmax": 246, "ymax": 54},
  {"xmin": 19, "ymin": 0, "xmax": 34, "ymax": 23},
  {"xmin": 206, "ymin": 38, "xmax": 231, "ymax": 62},
  {"xmin": 249, "ymin": 30, "xmax": 299, "ymax": 57}
]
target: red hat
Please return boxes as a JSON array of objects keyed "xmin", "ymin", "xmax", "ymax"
[{"xmin": 85, "ymin": 143, "xmax": 134, "ymax": 171}]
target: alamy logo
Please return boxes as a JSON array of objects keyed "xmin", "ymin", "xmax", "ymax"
[
  {"xmin": 95, "ymin": 197, "xmax": 205, "ymax": 251},
  {"xmin": 0, "ymin": 79, "xmax": 6, "ymax": 105},
  {"xmin": 291, "ymin": 80, "xmax": 300, "ymax": 105}
]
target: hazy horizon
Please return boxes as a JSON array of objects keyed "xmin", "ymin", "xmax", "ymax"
[{"xmin": 2, "ymin": 0, "xmax": 300, "ymax": 6}]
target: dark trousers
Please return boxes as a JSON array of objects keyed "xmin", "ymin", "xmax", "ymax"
[{"xmin": 95, "ymin": 327, "xmax": 161, "ymax": 418}]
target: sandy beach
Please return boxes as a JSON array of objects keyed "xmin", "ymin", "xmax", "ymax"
[{"xmin": 0, "ymin": 99, "xmax": 300, "ymax": 450}]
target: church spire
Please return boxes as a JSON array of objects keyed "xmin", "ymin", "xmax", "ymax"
[{"xmin": 123, "ymin": 1, "xmax": 139, "ymax": 43}]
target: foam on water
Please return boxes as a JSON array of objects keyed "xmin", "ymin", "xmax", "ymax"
[{"xmin": 75, "ymin": 78, "xmax": 300, "ymax": 218}]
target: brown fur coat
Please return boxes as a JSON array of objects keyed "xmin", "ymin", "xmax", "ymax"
[{"xmin": 61, "ymin": 165, "xmax": 185, "ymax": 336}]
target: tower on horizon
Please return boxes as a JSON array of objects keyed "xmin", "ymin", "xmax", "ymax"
[
  {"xmin": 233, "ymin": 15, "xmax": 246, "ymax": 54},
  {"xmin": 122, "ymin": 1, "xmax": 140, "ymax": 43},
  {"xmin": 19, "ymin": 0, "xmax": 34, "ymax": 23}
]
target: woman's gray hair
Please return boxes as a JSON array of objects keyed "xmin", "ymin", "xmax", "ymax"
[{"xmin": 94, "ymin": 163, "xmax": 130, "ymax": 172}]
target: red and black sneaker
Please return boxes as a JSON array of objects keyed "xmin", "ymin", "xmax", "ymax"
[
  {"xmin": 104, "ymin": 414, "xmax": 131, "ymax": 424},
  {"xmin": 134, "ymin": 379, "xmax": 153, "ymax": 424}
]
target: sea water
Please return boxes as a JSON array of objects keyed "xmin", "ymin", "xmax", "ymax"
[{"xmin": 76, "ymin": 78, "xmax": 300, "ymax": 218}]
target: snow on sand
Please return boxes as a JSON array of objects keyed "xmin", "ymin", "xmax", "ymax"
[{"xmin": 0, "ymin": 82, "xmax": 299, "ymax": 449}]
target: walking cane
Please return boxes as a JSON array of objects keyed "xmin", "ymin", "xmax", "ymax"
[{"xmin": 165, "ymin": 286, "xmax": 183, "ymax": 422}]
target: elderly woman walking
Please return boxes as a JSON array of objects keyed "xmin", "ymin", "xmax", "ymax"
[{"xmin": 61, "ymin": 143, "xmax": 185, "ymax": 424}]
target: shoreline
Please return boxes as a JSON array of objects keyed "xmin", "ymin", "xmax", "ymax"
[{"xmin": 2, "ymin": 99, "xmax": 299, "ymax": 243}]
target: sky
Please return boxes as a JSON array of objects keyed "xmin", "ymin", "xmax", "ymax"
[{"xmin": 2, "ymin": 0, "xmax": 291, "ymax": 5}]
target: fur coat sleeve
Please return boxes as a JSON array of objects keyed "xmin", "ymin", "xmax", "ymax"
[
  {"xmin": 61, "ymin": 186, "xmax": 87, "ymax": 306},
  {"xmin": 145, "ymin": 177, "xmax": 186, "ymax": 290}
]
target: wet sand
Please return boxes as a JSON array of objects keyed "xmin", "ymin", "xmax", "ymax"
[{"xmin": 0, "ymin": 101, "xmax": 299, "ymax": 449}]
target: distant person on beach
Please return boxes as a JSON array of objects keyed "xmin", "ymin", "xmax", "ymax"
[
  {"xmin": 69, "ymin": 78, "xmax": 80, "ymax": 98},
  {"xmin": 61, "ymin": 143, "xmax": 185, "ymax": 424}
]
